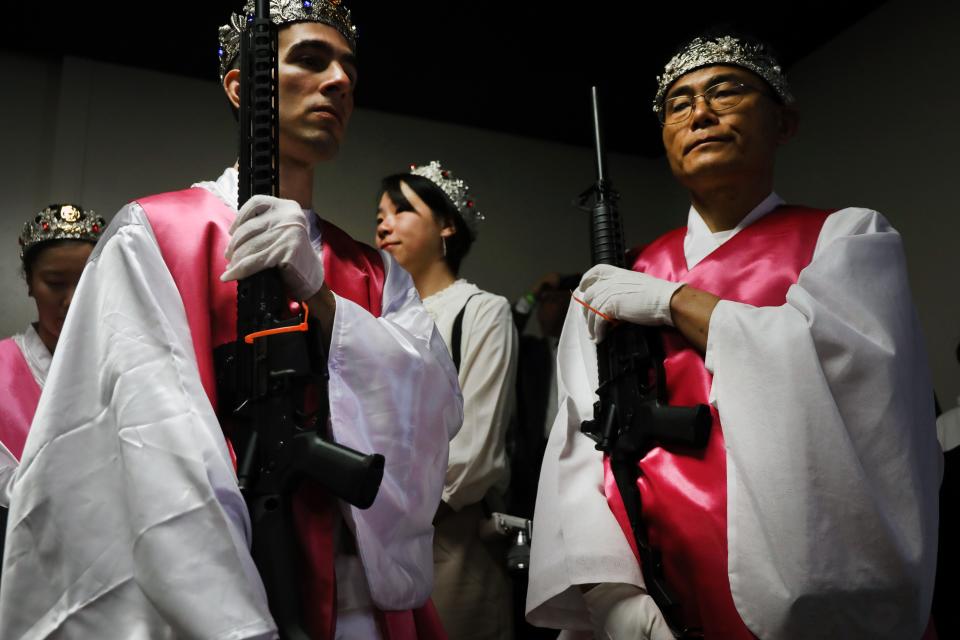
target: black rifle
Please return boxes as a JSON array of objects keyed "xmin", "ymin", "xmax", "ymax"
[
  {"xmin": 578, "ymin": 87, "xmax": 711, "ymax": 638},
  {"xmin": 227, "ymin": 2, "xmax": 385, "ymax": 637}
]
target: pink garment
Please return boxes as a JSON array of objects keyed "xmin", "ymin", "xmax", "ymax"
[
  {"xmin": 604, "ymin": 206, "xmax": 831, "ymax": 637},
  {"xmin": 137, "ymin": 188, "xmax": 443, "ymax": 640},
  {"xmin": 0, "ymin": 337, "xmax": 41, "ymax": 461}
]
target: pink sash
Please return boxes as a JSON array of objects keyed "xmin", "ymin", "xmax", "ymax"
[
  {"xmin": 604, "ymin": 206, "xmax": 831, "ymax": 637},
  {"xmin": 0, "ymin": 337, "xmax": 42, "ymax": 461}
]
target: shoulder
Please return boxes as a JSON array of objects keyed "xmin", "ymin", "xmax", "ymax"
[
  {"xmin": 812, "ymin": 207, "xmax": 897, "ymax": 259},
  {"xmin": 465, "ymin": 289, "xmax": 513, "ymax": 329},
  {"xmin": 823, "ymin": 207, "xmax": 894, "ymax": 235},
  {"xmin": 0, "ymin": 336, "xmax": 20, "ymax": 356}
]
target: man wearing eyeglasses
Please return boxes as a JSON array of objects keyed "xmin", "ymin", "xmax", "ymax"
[{"xmin": 526, "ymin": 33, "xmax": 940, "ymax": 640}]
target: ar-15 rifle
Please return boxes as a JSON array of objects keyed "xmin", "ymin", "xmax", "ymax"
[
  {"xmin": 577, "ymin": 87, "xmax": 712, "ymax": 638},
  {"xmin": 227, "ymin": 2, "xmax": 385, "ymax": 637}
]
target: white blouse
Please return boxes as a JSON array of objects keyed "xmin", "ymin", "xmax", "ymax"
[{"xmin": 422, "ymin": 279, "xmax": 519, "ymax": 511}]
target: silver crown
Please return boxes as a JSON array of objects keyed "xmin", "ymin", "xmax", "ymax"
[
  {"xmin": 409, "ymin": 161, "xmax": 485, "ymax": 234},
  {"xmin": 653, "ymin": 35, "xmax": 794, "ymax": 114},
  {"xmin": 19, "ymin": 204, "xmax": 106, "ymax": 260},
  {"xmin": 218, "ymin": 0, "xmax": 357, "ymax": 80}
]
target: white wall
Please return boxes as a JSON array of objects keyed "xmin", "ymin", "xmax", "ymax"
[
  {"xmin": 0, "ymin": 0, "xmax": 957, "ymax": 401},
  {"xmin": 778, "ymin": 0, "xmax": 960, "ymax": 404}
]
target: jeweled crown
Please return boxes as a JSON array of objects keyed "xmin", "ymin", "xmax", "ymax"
[
  {"xmin": 19, "ymin": 204, "xmax": 106, "ymax": 260},
  {"xmin": 409, "ymin": 161, "xmax": 485, "ymax": 234},
  {"xmin": 653, "ymin": 35, "xmax": 794, "ymax": 114},
  {"xmin": 218, "ymin": 0, "xmax": 357, "ymax": 80}
]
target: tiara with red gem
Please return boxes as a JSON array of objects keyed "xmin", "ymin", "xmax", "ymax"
[
  {"xmin": 218, "ymin": 0, "xmax": 357, "ymax": 80},
  {"xmin": 409, "ymin": 161, "xmax": 485, "ymax": 233},
  {"xmin": 19, "ymin": 204, "xmax": 106, "ymax": 259}
]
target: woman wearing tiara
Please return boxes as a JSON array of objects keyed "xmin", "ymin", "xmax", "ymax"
[
  {"xmin": 375, "ymin": 161, "xmax": 518, "ymax": 639},
  {"xmin": 0, "ymin": 204, "xmax": 104, "ymax": 552}
]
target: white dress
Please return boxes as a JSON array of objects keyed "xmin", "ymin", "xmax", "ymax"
[{"xmin": 527, "ymin": 194, "xmax": 941, "ymax": 640}]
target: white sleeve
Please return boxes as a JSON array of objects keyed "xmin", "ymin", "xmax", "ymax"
[
  {"xmin": 705, "ymin": 207, "xmax": 941, "ymax": 640},
  {"xmin": 443, "ymin": 294, "xmax": 518, "ymax": 510},
  {"xmin": 0, "ymin": 441, "xmax": 15, "ymax": 509},
  {"xmin": 526, "ymin": 301, "xmax": 644, "ymax": 631},
  {"xmin": 0, "ymin": 204, "xmax": 276, "ymax": 640},
  {"xmin": 326, "ymin": 251, "xmax": 463, "ymax": 610}
]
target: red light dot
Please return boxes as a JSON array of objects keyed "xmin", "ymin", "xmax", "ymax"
[{"xmin": 288, "ymin": 300, "xmax": 302, "ymax": 315}]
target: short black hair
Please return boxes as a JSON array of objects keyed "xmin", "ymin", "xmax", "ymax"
[{"xmin": 379, "ymin": 173, "xmax": 475, "ymax": 276}]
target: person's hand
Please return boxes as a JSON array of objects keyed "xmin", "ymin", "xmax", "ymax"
[
  {"xmin": 221, "ymin": 195, "xmax": 325, "ymax": 300},
  {"xmin": 576, "ymin": 264, "xmax": 684, "ymax": 342},
  {"xmin": 583, "ymin": 583, "xmax": 674, "ymax": 640}
]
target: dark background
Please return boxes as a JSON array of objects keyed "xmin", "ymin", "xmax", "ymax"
[{"xmin": 2, "ymin": 1, "xmax": 886, "ymax": 156}]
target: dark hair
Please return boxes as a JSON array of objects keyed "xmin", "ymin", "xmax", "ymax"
[
  {"xmin": 379, "ymin": 173, "xmax": 475, "ymax": 276},
  {"xmin": 21, "ymin": 239, "xmax": 94, "ymax": 281}
]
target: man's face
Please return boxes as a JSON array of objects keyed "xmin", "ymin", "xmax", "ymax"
[
  {"xmin": 661, "ymin": 65, "xmax": 792, "ymax": 191},
  {"xmin": 276, "ymin": 22, "xmax": 357, "ymax": 165}
]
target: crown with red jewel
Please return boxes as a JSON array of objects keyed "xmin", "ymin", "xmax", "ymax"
[
  {"xmin": 19, "ymin": 204, "xmax": 106, "ymax": 259},
  {"xmin": 408, "ymin": 161, "xmax": 485, "ymax": 233},
  {"xmin": 218, "ymin": 0, "xmax": 357, "ymax": 80}
]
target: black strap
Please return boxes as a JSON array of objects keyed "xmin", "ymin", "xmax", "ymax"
[{"xmin": 451, "ymin": 293, "xmax": 482, "ymax": 372}]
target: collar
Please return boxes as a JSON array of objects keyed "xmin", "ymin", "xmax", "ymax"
[
  {"xmin": 13, "ymin": 324, "xmax": 52, "ymax": 388},
  {"xmin": 194, "ymin": 167, "xmax": 323, "ymax": 247},
  {"xmin": 683, "ymin": 192, "xmax": 784, "ymax": 269}
]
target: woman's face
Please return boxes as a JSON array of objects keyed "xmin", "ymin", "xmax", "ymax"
[
  {"xmin": 27, "ymin": 241, "xmax": 93, "ymax": 350},
  {"xmin": 375, "ymin": 181, "xmax": 450, "ymax": 276}
]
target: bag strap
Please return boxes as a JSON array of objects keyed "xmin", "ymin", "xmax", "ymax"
[{"xmin": 451, "ymin": 292, "xmax": 483, "ymax": 372}]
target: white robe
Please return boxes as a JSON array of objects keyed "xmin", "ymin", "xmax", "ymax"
[
  {"xmin": 527, "ymin": 195, "xmax": 941, "ymax": 640},
  {"xmin": 0, "ymin": 173, "xmax": 462, "ymax": 639}
]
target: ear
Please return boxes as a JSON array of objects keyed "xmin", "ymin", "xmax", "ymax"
[
  {"xmin": 440, "ymin": 218, "xmax": 457, "ymax": 238},
  {"xmin": 224, "ymin": 68, "xmax": 242, "ymax": 111},
  {"xmin": 776, "ymin": 105, "xmax": 800, "ymax": 144}
]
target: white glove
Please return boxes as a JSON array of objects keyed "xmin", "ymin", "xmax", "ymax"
[
  {"xmin": 576, "ymin": 264, "xmax": 684, "ymax": 342},
  {"xmin": 583, "ymin": 583, "xmax": 674, "ymax": 640},
  {"xmin": 221, "ymin": 194, "xmax": 325, "ymax": 300}
]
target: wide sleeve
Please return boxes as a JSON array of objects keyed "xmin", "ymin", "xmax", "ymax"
[
  {"xmin": 705, "ymin": 208, "xmax": 941, "ymax": 640},
  {"xmin": 525, "ymin": 301, "xmax": 644, "ymax": 631},
  {"xmin": 0, "ymin": 442, "xmax": 15, "ymax": 509},
  {"xmin": 325, "ymin": 251, "xmax": 463, "ymax": 610},
  {"xmin": 0, "ymin": 204, "xmax": 276, "ymax": 640},
  {"xmin": 443, "ymin": 294, "xmax": 518, "ymax": 510}
]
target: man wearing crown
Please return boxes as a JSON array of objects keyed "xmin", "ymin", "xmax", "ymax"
[
  {"xmin": 0, "ymin": 2, "xmax": 461, "ymax": 639},
  {"xmin": 526, "ymin": 33, "xmax": 940, "ymax": 639}
]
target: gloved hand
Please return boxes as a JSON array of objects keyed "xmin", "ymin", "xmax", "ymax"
[
  {"xmin": 583, "ymin": 583, "xmax": 674, "ymax": 640},
  {"xmin": 576, "ymin": 264, "xmax": 684, "ymax": 342},
  {"xmin": 221, "ymin": 194, "xmax": 325, "ymax": 300}
]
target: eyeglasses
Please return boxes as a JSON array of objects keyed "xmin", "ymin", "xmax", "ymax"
[{"xmin": 658, "ymin": 81, "xmax": 765, "ymax": 125}]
